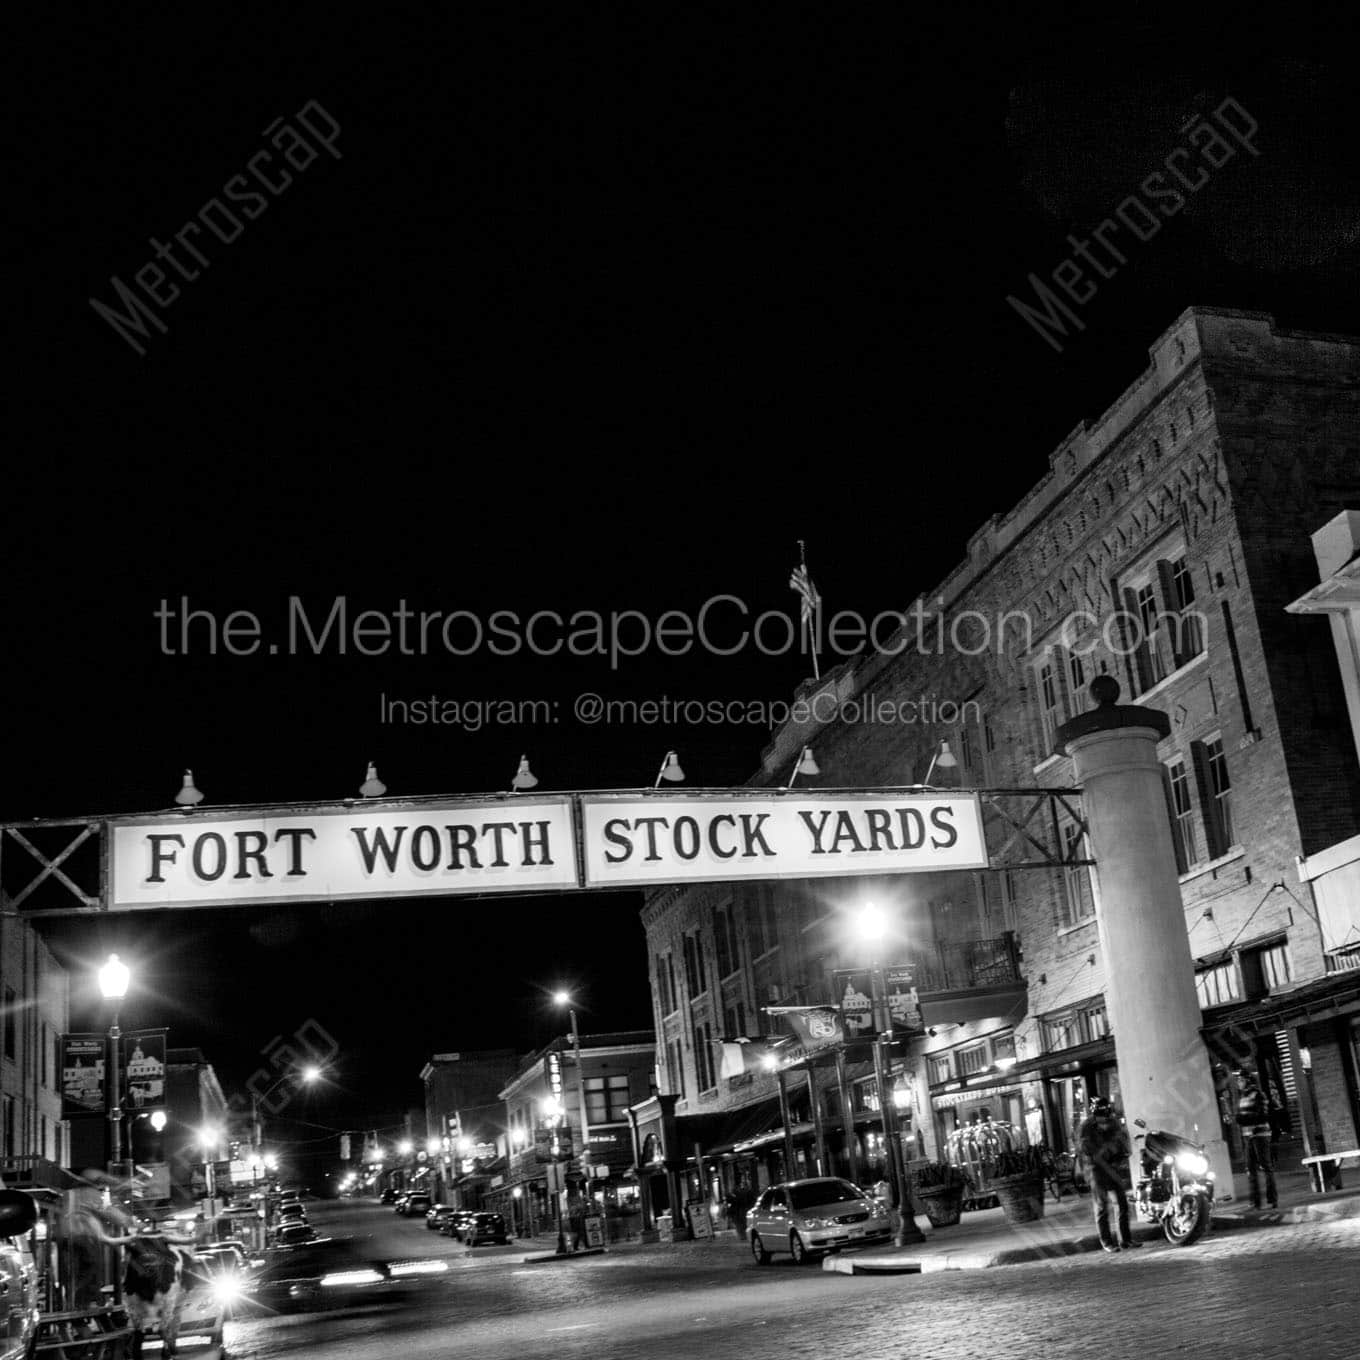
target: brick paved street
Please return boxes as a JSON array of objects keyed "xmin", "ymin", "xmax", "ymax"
[{"xmin": 223, "ymin": 1202, "xmax": 1359, "ymax": 1360}]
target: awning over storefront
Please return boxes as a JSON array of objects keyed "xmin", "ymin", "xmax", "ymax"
[
  {"xmin": 929, "ymin": 1037, "xmax": 1116, "ymax": 1100},
  {"xmin": 1202, "ymin": 971, "xmax": 1360, "ymax": 1038}
]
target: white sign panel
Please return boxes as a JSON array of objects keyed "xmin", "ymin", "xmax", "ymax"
[
  {"xmin": 111, "ymin": 799, "xmax": 578, "ymax": 908},
  {"xmin": 580, "ymin": 792, "xmax": 987, "ymax": 888}
]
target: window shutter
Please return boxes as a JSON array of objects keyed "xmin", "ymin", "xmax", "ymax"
[
  {"xmin": 1161, "ymin": 766, "xmax": 1188, "ymax": 874},
  {"xmin": 1189, "ymin": 741, "xmax": 1222, "ymax": 858},
  {"xmin": 1121, "ymin": 587, "xmax": 1152, "ymax": 692},
  {"xmin": 1154, "ymin": 559, "xmax": 1185, "ymax": 668}
]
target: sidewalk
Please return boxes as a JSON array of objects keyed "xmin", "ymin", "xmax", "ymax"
[{"xmin": 822, "ymin": 1170, "xmax": 1360, "ymax": 1276}]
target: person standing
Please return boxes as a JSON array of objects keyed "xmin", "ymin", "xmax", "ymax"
[
  {"xmin": 1079, "ymin": 1095, "xmax": 1140, "ymax": 1252},
  {"xmin": 1237, "ymin": 1070, "xmax": 1278, "ymax": 1209}
]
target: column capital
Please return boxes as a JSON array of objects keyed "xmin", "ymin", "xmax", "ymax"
[{"xmin": 1056, "ymin": 675, "xmax": 1170, "ymax": 753}]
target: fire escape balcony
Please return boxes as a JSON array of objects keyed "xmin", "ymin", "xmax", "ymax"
[{"xmin": 910, "ymin": 931, "xmax": 1026, "ymax": 1028}]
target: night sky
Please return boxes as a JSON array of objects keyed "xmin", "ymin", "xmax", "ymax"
[{"xmin": 10, "ymin": 10, "xmax": 1359, "ymax": 1173}]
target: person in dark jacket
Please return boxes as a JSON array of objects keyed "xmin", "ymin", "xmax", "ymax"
[
  {"xmin": 1078, "ymin": 1095, "xmax": 1139, "ymax": 1252},
  {"xmin": 1237, "ymin": 1070, "xmax": 1278, "ymax": 1209}
]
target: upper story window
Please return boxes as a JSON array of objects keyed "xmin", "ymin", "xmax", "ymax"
[
  {"xmin": 585, "ymin": 1074, "xmax": 632, "ymax": 1123},
  {"xmin": 683, "ymin": 931, "xmax": 708, "ymax": 999},
  {"xmin": 1203, "ymin": 736, "xmax": 1234, "ymax": 853},
  {"xmin": 1060, "ymin": 823, "xmax": 1095, "ymax": 927},
  {"xmin": 956, "ymin": 1044, "xmax": 988, "ymax": 1076},
  {"xmin": 655, "ymin": 953, "xmax": 677, "ymax": 1016},
  {"xmin": 692, "ymin": 1017, "xmax": 716, "ymax": 1093},
  {"xmin": 929, "ymin": 1054, "xmax": 953, "ymax": 1084},
  {"xmin": 746, "ymin": 885, "xmax": 781, "ymax": 958},
  {"xmin": 1042, "ymin": 999, "xmax": 1107, "ymax": 1052},
  {"xmin": 1165, "ymin": 757, "xmax": 1200, "ymax": 872},
  {"xmin": 3, "ymin": 990, "xmax": 15, "ymax": 1060},
  {"xmin": 1120, "ymin": 545, "xmax": 1206, "ymax": 694},
  {"xmin": 1241, "ymin": 939, "xmax": 1292, "ymax": 997},
  {"xmin": 714, "ymin": 907, "xmax": 740, "ymax": 979},
  {"xmin": 1036, "ymin": 654, "xmax": 1069, "ymax": 754},
  {"xmin": 1067, "ymin": 649, "xmax": 1087, "ymax": 708},
  {"xmin": 1195, "ymin": 959, "xmax": 1239, "ymax": 1008}
]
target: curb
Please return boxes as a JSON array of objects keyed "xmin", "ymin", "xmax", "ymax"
[
  {"xmin": 521, "ymin": 1247, "xmax": 607, "ymax": 1265},
  {"xmin": 823, "ymin": 1194, "xmax": 1360, "ymax": 1275}
]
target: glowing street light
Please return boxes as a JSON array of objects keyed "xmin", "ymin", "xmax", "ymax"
[
  {"xmin": 98, "ymin": 954, "xmax": 131, "ymax": 1000},
  {"xmin": 854, "ymin": 901, "xmax": 890, "ymax": 947},
  {"xmin": 97, "ymin": 955, "xmax": 131, "ymax": 1175},
  {"xmin": 397, "ymin": 1139, "xmax": 414, "ymax": 1157}
]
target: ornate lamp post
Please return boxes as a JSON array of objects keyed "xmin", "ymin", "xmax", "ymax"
[
  {"xmin": 98, "ymin": 954, "xmax": 131, "ymax": 1177},
  {"xmin": 853, "ymin": 905, "xmax": 926, "ymax": 1247},
  {"xmin": 553, "ymin": 991, "xmax": 593, "ymax": 1215}
]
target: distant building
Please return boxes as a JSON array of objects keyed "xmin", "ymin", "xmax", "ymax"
[
  {"xmin": 163, "ymin": 1048, "xmax": 230, "ymax": 1207},
  {"xmin": 0, "ymin": 917, "xmax": 69, "ymax": 1172},
  {"xmin": 490, "ymin": 1031, "xmax": 654, "ymax": 1236},
  {"xmin": 419, "ymin": 1050, "xmax": 518, "ymax": 1202}
]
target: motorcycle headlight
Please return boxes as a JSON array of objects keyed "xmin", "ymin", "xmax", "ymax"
[{"xmin": 1175, "ymin": 1152, "xmax": 1209, "ymax": 1177}]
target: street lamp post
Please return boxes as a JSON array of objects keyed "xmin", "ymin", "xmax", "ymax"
[
  {"xmin": 854, "ymin": 905, "xmax": 925, "ymax": 1247},
  {"xmin": 98, "ymin": 954, "xmax": 131, "ymax": 1180},
  {"xmin": 554, "ymin": 992, "xmax": 593, "ymax": 1239}
]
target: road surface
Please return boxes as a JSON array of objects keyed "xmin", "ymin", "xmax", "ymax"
[{"xmin": 217, "ymin": 1198, "xmax": 1359, "ymax": 1360}]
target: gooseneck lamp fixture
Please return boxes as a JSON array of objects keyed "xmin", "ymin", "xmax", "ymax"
[
  {"xmin": 654, "ymin": 751, "xmax": 685, "ymax": 787},
  {"xmin": 359, "ymin": 763, "xmax": 387, "ymax": 798},
  {"xmin": 511, "ymin": 756, "xmax": 539, "ymax": 791},
  {"xmin": 174, "ymin": 770, "xmax": 204, "ymax": 807},
  {"xmin": 785, "ymin": 746, "xmax": 820, "ymax": 788},
  {"xmin": 922, "ymin": 740, "xmax": 957, "ymax": 786}
]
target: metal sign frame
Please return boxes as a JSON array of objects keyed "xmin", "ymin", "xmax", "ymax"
[{"xmin": 1, "ymin": 786, "xmax": 1091, "ymax": 916}]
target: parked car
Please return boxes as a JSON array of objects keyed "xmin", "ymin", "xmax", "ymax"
[
  {"xmin": 426, "ymin": 1205, "xmax": 460, "ymax": 1232},
  {"xmin": 380, "ymin": 1188, "xmax": 399, "ymax": 1204},
  {"xmin": 272, "ymin": 1221, "xmax": 322, "ymax": 1248},
  {"xmin": 461, "ymin": 1212, "xmax": 511, "ymax": 1246},
  {"xmin": 0, "ymin": 1191, "xmax": 39, "ymax": 1360},
  {"xmin": 440, "ymin": 1209, "xmax": 478, "ymax": 1239},
  {"xmin": 392, "ymin": 1193, "xmax": 411, "ymax": 1214},
  {"xmin": 747, "ymin": 1178, "xmax": 891, "ymax": 1265},
  {"xmin": 276, "ymin": 1202, "xmax": 307, "ymax": 1223},
  {"xmin": 399, "ymin": 1193, "xmax": 433, "ymax": 1218}
]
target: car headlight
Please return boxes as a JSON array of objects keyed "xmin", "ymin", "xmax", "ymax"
[
  {"xmin": 799, "ymin": 1216, "xmax": 832, "ymax": 1230},
  {"xmin": 1174, "ymin": 1152, "xmax": 1209, "ymax": 1177},
  {"xmin": 211, "ymin": 1276, "xmax": 244, "ymax": 1306},
  {"xmin": 320, "ymin": 1269, "xmax": 385, "ymax": 1288}
]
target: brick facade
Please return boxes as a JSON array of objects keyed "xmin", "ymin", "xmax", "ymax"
[{"xmin": 642, "ymin": 306, "xmax": 1360, "ymax": 1183}]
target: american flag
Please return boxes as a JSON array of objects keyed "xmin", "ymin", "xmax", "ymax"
[{"xmin": 789, "ymin": 563, "xmax": 820, "ymax": 624}]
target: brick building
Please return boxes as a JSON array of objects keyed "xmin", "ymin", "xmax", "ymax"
[
  {"xmin": 419, "ymin": 1049, "xmax": 518, "ymax": 1202},
  {"xmin": 489, "ymin": 1030, "xmax": 654, "ymax": 1237},
  {"xmin": 638, "ymin": 306, "xmax": 1360, "ymax": 1221}
]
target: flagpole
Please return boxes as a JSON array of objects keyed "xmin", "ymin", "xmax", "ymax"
[{"xmin": 797, "ymin": 539, "xmax": 821, "ymax": 681}]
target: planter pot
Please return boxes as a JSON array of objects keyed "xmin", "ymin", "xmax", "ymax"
[
  {"xmin": 991, "ymin": 1173, "xmax": 1046, "ymax": 1223},
  {"xmin": 916, "ymin": 1184, "xmax": 965, "ymax": 1227}
]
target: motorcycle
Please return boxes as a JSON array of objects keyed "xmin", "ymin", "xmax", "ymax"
[{"xmin": 1131, "ymin": 1118, "xmax": 1214, "ymax": 1245}]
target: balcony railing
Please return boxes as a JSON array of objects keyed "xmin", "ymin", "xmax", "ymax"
[
  {"xmin": 907, "ymin": 932, "xmax": 1022, "ymax": 994},
  {"xmin": 1324, "ymin": 942, "xmax": 1360, "ymax": 974}
]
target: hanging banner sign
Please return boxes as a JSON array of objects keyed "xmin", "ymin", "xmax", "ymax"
[
  {"xmin": 122, "ymin": 1030, "xmax": 167, "ymax": 1110},
  {"xmin": 61, "ymin": 1034, "xmax": 107, "ymax": 1117},
  {"xmin": 580, "ymin": 792, "xmax": 987, "ymax": 889},
  {"xmin": 110, "ymin": 798, "xmax": 578, "ymax": 908}
]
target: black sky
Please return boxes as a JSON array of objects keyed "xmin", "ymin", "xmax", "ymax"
[{"xmin": 9, "ymin": 8, "xmax": 1359, "ymax": 1167}]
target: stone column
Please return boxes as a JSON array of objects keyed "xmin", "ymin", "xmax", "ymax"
[{"xmin": 1057, "ymin": 676, "xmax": 1232, "ymax": 1192}]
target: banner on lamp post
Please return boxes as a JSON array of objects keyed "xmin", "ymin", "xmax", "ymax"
[
  {"xmin": 61, "ymin": 1034, "xmax": 107, "ymax": 1118},
  {"xmin": 121, "ymin": 1030, "xmax": 167, "ymax": 1110}
]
